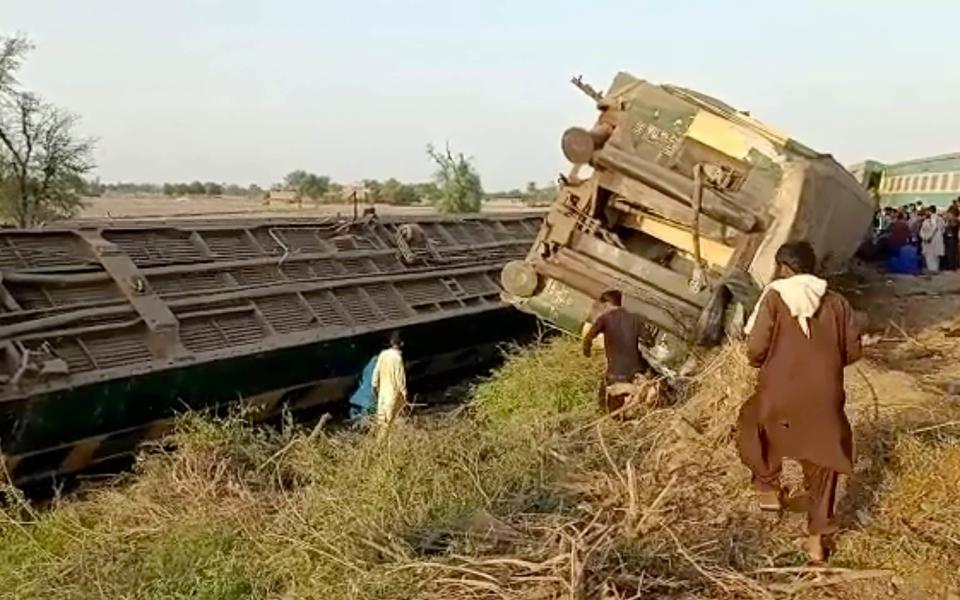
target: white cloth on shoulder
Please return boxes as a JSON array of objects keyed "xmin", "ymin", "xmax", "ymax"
[{"xmin": 744, "ymin": 274, "xmax": 828, "ymax": 338}]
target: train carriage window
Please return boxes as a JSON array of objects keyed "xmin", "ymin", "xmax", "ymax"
[
  {"xmin": 941, "ymin": 173, "xmax": 949, "ymax": 191},
  {"xmin": 953, "ymin": 172, "xmax": 960, "ymax": 191},
  {"xmin": 909, "ymin": 176, "xmax": 918, "ymax": 191},
  {"xmin": 894, "ymin": 177, "xmax": 902, "ymax": 192},
  {"xmin": 920, "ymin": 175, "xmax": 929, "ymax": 191}
]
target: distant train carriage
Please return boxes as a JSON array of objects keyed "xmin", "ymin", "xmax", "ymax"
[{"xmin": 865, "ymin": 153, "xmax": 960, "ymax": 208}]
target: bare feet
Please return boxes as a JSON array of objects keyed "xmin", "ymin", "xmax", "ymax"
[{"xmin": 805, "ymin": 534, "xmax": 826, "ymax": 563}]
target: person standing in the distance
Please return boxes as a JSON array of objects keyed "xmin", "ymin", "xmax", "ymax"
[
  {"xmin": 920, "ymin": 206, "xmax": 945, "ymax": 274},
  {"xmin": 372, "ymin": 331, "xmax": 407, "ymax": 435},
  {"xmin": 581, "ymin": 289, "xmax": 647, "ymax": 413},
  {"xmin": 908, "ymin": 207, "xmax": 924, "ymax": 254},
  {"xmin": 942, "ymin": 204, "xmax": 959, "ymax": 271},
  {"xmin": 737, "ymin": 242, "xmax": 862, "ymax": 563}
]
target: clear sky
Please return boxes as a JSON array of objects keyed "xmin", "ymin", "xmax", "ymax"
[{"xmin": 3, "ymin": 1, "xmax": 959, "ymax": 190}]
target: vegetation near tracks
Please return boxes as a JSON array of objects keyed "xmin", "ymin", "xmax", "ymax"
[
  {"xmin": 427, "ymin": 143, "xmax": 484, "ymax": 213},
  {"xmin": 0, "ymin": 336, "xmax": 957, "ymax": 599},
  {"xmin": 0, "ymin": 34, "xmax": 95, "ymax": 227}
]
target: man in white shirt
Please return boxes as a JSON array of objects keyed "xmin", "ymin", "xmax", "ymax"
[
  {"xmin": 920, "ymin": 206, "xmax": 946, "ymax": 274},
  {"xmin": 372, "ymin": 331, "xmax": 407, "ymax": 432}
]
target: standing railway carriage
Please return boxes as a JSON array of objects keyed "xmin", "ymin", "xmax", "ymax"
[{"xmin": 863, "ymin": 153, "xmax": 960, "ymax": 209}]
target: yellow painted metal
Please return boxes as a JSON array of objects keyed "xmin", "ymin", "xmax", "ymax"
[
  {"xmin": 620, "ymin": 212, "xmax": 735, "ymax": 268},
  {"xmin": 686, "ymin": 109, "xmax": 781, "ymax": 163}
]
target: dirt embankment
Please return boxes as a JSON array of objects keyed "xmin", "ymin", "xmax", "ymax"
[
  {"xmin": 75, "ymin": 195, "xmax": 534, "ymax": 221},
  {"xmin": 0, "ymin": 266, "xmax": 956, "ymax": 599}
]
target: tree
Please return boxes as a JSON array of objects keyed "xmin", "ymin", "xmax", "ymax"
[
  {"xmin": 361, "ymin": 179, "xmax": 382, "ymax": 203},
  {"xmin": 380, "ymin": 177, "xmax": 419, "ymax": 206},
  {"xmin": 0, "ymin": 35, "xmax": 30, "ymax": 94},
  {"xmin": 413, "ymin": 182, "xmax": 441, "ymax": 203},
  {"xmin": 0, "ymin": 35, "xmax": 94, "ymax": 226},
  {"xmin": 283, "ymin": 170, "xmax": 330, "ymax": 200},
  {"xmin": 526, "ymin": 182, "xmax": 557, "ymax": 206},
  {"xmin": 0, "ymin": 92, "xmax": 94, "ymax": 227},
  {"xmin": 204, "ymin": 181, "xmax": 223, "ymax": 196},
  {"xmin": 427, "ymin": 144, "xmax": 483, "ymax": 213},
  {"xmin": 80, "ymin": 176, "xmax": 104, "ymax": 197}
]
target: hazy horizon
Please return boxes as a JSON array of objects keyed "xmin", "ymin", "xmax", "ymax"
[{"xmin": 4, "ymin": 0, "xmax": 960, "ymax": 190}]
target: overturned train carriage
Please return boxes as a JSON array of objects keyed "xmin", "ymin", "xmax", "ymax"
[
  {"xmin": 501, "ymin": 73, "xmax": 875, "ymax": 373},
  {"xmin": 0, "ymin": 213, "xmax": 542, "ymax": 483}
]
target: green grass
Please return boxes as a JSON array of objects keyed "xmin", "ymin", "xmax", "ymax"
[{"xmin": 0, "ymin": 336, "xmax": 956, "ymax": 599}]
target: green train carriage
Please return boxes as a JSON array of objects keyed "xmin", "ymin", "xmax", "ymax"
[{"xmin": 862, "ymin": 153, "xmax": 960, "ymax": 209}]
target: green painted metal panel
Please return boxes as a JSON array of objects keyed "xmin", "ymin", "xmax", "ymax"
[
  {"xmin": 3, "ymin": 308, "xmax": 536, "ymax": 470},
  {"xmin": 883, "ymin": 152, "xmax": 960, "ymax": 176},
  {"xmin": 880, "ymin": 191, "xmax": 958, "ymax": 208}
]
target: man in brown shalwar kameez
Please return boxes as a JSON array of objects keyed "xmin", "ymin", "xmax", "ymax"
[{"xmin": 737, "ymin": 242, "xmax": 862, "ymax": 562}]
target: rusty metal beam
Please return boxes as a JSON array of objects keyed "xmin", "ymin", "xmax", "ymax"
[
  {"xmin": 76, "ymin": 230, "xmax": 183, "ymax": 360},
  {"xmin": 594, "ymin": 146, "xmax": 758, "ymax": 232}
]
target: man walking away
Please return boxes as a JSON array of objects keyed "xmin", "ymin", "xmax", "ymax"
[
  {"xmin": 582, "ymin": 289, "xmax": 648, "ymax": 413},
  {"xmin": 737, "ymin": 242, "xmax": 862, "ymax": 563},
  {"xmin": 920, "ymin": 206, "xmax": 945, "ymax": 274},
  {"xmin": 372, "ymin": 331, "xmax": 407, "ymax": 433}
]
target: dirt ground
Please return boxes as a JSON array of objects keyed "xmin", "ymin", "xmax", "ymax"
[
  {"xmin": 837, "ymin": 263, "xmax": 960, "ymax": 395},
  {"xmin": 76, "ymin": 194, "xmax": 534, "ymax": 221}
]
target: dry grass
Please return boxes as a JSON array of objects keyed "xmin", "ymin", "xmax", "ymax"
[{"xmin": 0, "ymin": 332, "xmax": 957, "ymax": 599}]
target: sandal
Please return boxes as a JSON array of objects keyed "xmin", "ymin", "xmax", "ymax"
[{"xmin": 757, "ymin": 488, "xmax": 785, "ymax": 511}]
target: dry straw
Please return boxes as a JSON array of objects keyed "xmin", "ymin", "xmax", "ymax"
[{"xmin": 0, "ymin": 333, "xmax": 956, "ymax": 599}]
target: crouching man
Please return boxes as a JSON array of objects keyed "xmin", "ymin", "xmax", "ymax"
[
  {"xmin": 582, "ymin": 289, "xmax": 654, "ymax": 414},
  {"xmin": 737, "ymin": 242, "xmax": 862, "ymax": 562}
]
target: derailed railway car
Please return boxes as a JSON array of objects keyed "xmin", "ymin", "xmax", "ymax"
[
  {"xmin": 0, "ymin": 213, "xmax": 542, "ymax": 483},
  {"xmin": 501, "ymin": 73, "xmax": 876, "ymax": 374}
]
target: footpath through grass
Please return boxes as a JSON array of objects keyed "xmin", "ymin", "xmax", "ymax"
[{"xmin": 0, "ymin": 336, "xmax": 957, "ymax": 599}]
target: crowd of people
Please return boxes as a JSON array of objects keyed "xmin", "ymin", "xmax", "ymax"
[{"xmin": 874, "ymin": 199, "xmax": 960, "ymax": 274}]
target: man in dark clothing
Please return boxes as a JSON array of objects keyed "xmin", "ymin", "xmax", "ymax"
[
  {"xmin": 943, "ymin": 205, "xmax": 959, "ymax": 271},
  {"xmin": 886, "ymin": 211, "xmax": 910, "ymax": 252},
  {"xmin": 737, "ymin": 242, "xmax": 862, "ymax": 563},
  {"xmin": 582, "ymin": 289, "xmax": 646, "ymax": 412}
]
